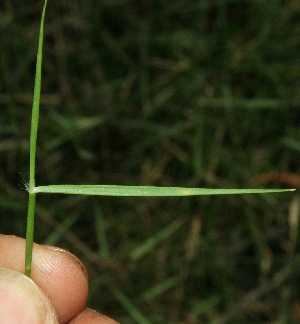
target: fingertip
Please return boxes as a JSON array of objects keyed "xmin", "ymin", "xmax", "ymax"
[
  {"xmin": 32, "ymin": 245, "xmax": 89, "ymax": 323},
  {"xmin": 0, "ymin": 235, "xmax": 89, "ymax": 323},
  {"xmin": 0, "ymin": 267, "xmax": 58, "ymax": 324}
]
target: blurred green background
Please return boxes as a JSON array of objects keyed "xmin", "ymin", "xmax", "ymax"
[{"xmin": 1, "ymin": 0, "xmax": 300, "ymax": 322}]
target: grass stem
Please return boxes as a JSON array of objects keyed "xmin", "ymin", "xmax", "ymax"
[
  {"xmin": 25, "ymin": 0, "xmax": 47, "ymax": 276},
  {"xmin": 25, "ymin": 193, "xmax": 36, "ymax": 277}
]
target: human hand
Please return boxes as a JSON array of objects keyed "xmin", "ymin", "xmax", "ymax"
[{"xmin": 0, "ymin": 234, "xmax": 119, "ymax": 323}]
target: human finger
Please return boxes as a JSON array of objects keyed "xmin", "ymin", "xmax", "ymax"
[
  {"xmin": 0, "ymin": 267, "xmax": 58, "ymax": 323},
  {"xmin": 0, "ymin": 234, "xmax": 88, "ymax": 323}
]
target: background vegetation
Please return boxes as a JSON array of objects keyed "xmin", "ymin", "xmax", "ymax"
[{"xmin": 1, "ymin": 0, "xmax": 300, "ymax": 322}]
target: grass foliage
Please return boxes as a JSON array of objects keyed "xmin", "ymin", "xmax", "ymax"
[{"xmin": 1, "ymin": 0, "xmax": 300, "ymax": 322}]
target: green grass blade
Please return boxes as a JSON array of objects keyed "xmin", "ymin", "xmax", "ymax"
[
  {"xmin": 108, "ymin": 284, "xmax": 151, "ymax": 324},
  {"xmin": 130, "ymin": 220, "xmax": 183, "ymax": 260},
  {"xmin": 44, "ymin": 211, "xmax": 80, "ymax": 246},
  {"xmin": 29, "ymin": 0, "xmax": 47, "ymax": 190},
  {"xmin": 25, "ymin": 0, "xmax": 47, "ymax": 277},
  {"xmin": 94, "ymin": 203, "xmax": 110, "ymax": 263},
  {"xmin": 33, "ymin": 184, "xmax": 295, "ymax": 196},
  {"xmin": 138, "ymin": 276, "xmax": 179, "ymax": 302}
]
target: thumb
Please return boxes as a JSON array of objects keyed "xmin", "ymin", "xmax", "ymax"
[{"xmin": 0, "ymin": 267, "xmax": 58, "ymax": 324}]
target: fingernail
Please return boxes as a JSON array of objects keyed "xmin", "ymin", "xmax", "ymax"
[{"xmin": 0, "ymin": 268, "xmax": 58, "ymax": 324}]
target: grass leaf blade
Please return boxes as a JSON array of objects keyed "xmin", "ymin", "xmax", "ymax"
[
  {"xmin": 34, "ymin": 184, "xmax": 295, "ymax": 196},
  {"xmin": 29, "ymin": 0, "xmax": 47, "ymax": 190}
]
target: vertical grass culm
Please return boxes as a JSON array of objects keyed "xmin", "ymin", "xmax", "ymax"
[{"xmin": 25, "ymin": 0, "xmax": 47, "ymax": 277}]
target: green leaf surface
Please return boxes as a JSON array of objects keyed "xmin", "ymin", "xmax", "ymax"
[
  {"xmin": 29, "ymin": 0, "xmax": 47, "ymax": 190},
  {"xmin": 33, "ymin": 185, "xmax": 295, "ymax": 196}
]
